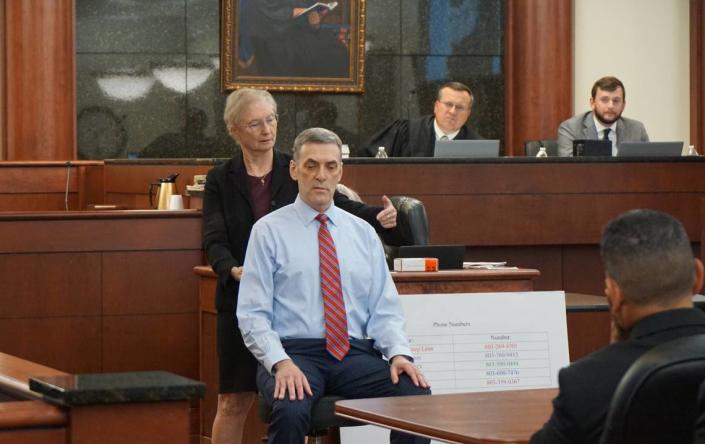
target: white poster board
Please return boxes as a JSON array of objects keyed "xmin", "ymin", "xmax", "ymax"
[{"xmin": 342, "ymin": 291, "xmax": 570, "ymax": 443}]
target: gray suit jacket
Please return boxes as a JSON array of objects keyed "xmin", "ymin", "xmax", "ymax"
[{"xmin": 557, "ymin": 111, "xmax": 649, "ymax": 156}]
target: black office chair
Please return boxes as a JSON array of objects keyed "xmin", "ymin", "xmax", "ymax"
[
  {"xmin": 336, "ymin": 185, "xmax": 430, "ymax": 267},
  {"xmin": 525, "ymin": 139, "xmax": 558, "ymax": 157},
  {"xmin": 599, "ymin": 334, "xmax": 705, "ymax": 444},
  {"xmin": 380, "ymin": 196, "xmax": 430, "ymax": 267},
  {"xmin": 696, "ymin": 380, "xmax": 705, "ymax": 444},
  {"xmin": 258, "ymin": 394, "xmax": 362, "ymax": 443},
  {"xmin": 388, "ymin": 195, "xmax": 430, "ymax": 245}
]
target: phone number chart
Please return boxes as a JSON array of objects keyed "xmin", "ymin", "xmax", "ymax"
[{"xmin": 410, "ymin": 332, "xmax": 552, "ymax": 393}]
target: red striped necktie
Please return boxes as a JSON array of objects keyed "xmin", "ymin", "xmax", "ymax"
[{"xmin": 316, "ymin": 213, "xmax": 350, "ymax": 360}]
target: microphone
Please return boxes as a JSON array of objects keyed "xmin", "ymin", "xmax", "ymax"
[{"xmin": 64, "ymin": 161, "xmax": 71, "ymax": 211}]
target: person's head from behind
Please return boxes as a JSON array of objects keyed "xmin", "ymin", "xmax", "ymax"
[
  {"xmin": 590, "ymin": 76, "xmax": 626, "ymax": 126},
  {"xmin": 601, "ymin": 209, "xmax": 703, "ymax": 338},
  {"xmin": 290, "ymin": 128, "xmax": 343, "ymax": 213},
  {"xmin": 223, "ymin": 88, "xmax": 278, "ymax": 154},
  {"xmin": 433, "ymin": 81, "xmax": 474, "ymax": 134}
]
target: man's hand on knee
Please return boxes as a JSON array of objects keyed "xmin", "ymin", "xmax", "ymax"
[
  {"xmin": 273, "ymin": 359, "xmax": 313, "ymax": 401},
  {"xmin": 390, "ymin": 355, "xmax": 430, "ymax": 389}
]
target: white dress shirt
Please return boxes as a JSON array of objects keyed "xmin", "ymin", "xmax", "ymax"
[
  {"xmin": 434, "ymin": 119, "xmax": 461, "ymax": 141},
  {"xmin": 593, "ymin": 115, "xmax": 618, "ymax": 155}
]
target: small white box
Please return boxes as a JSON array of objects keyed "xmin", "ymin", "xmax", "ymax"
[{"xmin": 393, "ymin": 257, "xmax": 438, "ymax": 272}]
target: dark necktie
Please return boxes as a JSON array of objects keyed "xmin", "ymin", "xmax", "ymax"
[
  {"xmin": 315, "ymin": 214, "xmax": 350, "ymax": 360},
  {"xmin": 602, "ymin": 128, "xmax": 611, "ymax": 141}
]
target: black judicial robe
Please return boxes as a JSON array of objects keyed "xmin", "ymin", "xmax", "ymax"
[{"xmin": 363, "ymin": 115, "xmax": 483, "ymax": 157}]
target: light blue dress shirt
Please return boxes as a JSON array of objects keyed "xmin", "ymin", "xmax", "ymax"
[{"xmin": 238, "ymin": 196, "xmax": 412, "ymax": 373}]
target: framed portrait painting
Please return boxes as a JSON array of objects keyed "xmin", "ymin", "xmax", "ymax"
[{"xmin": 221, "ymin": 0, "xmax": 367, "ymax": 93}]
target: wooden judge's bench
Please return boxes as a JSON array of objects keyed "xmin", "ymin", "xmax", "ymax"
[{"xmin": 3, "ymin": 156, "xmax": 705, "ymax": 296}]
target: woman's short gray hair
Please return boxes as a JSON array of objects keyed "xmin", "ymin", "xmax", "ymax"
[
  {"xmin": 292, "ymin": 127, "xmax": 342, "ymax": 160},
  {"xmin": 223, "ymin": 88, "xmax": 277, "ymax": 130}
]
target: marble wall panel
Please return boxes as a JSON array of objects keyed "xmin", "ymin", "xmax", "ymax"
[
  {"xmin": 76, "ymin": 0, "xmax": 503, "ymax": 159},
  {"xmin": 365, "ymin": 0, "xmax": 401, "ymax": 55},
  {"xmin": 76, "ymin": 0, "xmax": 186, "ymax": 53},
  {"xmin": 401, "ymin": 0, "xmax": 503, "ymax": 56}
]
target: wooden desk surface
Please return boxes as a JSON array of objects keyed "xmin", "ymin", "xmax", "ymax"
[
  {"xmin": 193, "ymin": 266, "xmax": 539, "ymax": 281},
  {"xmin": 0, "ymin": 352, "xmax": 67, "ymax": 400},
  {"xmin": 335, "ymin": 388, "xmax": 558, "ymax": 444},
  {"xmin": 390, "ymin": 269, "xmax": 540, "ymax": 282}
]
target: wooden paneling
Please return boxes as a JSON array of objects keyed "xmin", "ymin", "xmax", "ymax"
[
  {"xmin": 422, "ymin": 194, "xmax": 704, "ymax": 246},
  {"xmin": 0, "ymin": 318, "xmax": 101, "ymax": 373},
  {"xmin": 78, "ymin": 163, "xmax": 106, "ymax": 209},
  {"xmin": 505, "ymin": 0, "xmax": 572, "ymax": 154},
  {"xmin": 566, "ymin": 311, "xmax": 610, "ymax": 361},
  {"xmin": 104, "ymin": 163, "xmax": 214, "ymax": 209},
  {"xmin": 345, "ymin": 159, "xmax": 705, "ymax": 293},
  {"xmin": 0, "ymin": 194, "xmax": 79, "ymax": 211},
  {"xmin": 102, "ymin": 314, "xmax": 198, "ymax": 378},
  {"xmin": 0, "ymin": 162, "xmax": 103, "ymax": 211},
  {"xmin": 70, "ymin": 402, "xmax": 191, "ymax": 444},
  {"xmin": 393, "ymin": 269, "xmax": 538, "ymax": 294},
  {"xmin": 199, "ymin": 311, "xmax": 218, "ymax": 438},
  {"xmin": 562, "ymin": 247, "xmax": 606, "ymax": 296},
  {"xmin": 0, "ymin": 164, "xmax": 78, "ymax": 192},
  {"xmin": 0, "ymin": 211, "xmax": 203, "ymax": 378},
  {"xmin": 0, "ymin": 428, "xmax": 67, "ymax": 444},
  {"xmin": 102, "ymin": 251, "xmax": 201, "ymax": 315},
  {"xmin": 0, "ymin": 211, "xmax": 202, "ymax": 253},
  {"xmin": 0, "ymin": 1, "xmax": 5, "ymax": 160},
  {"xmin": 4, "ymin": 0, "xmax": 75, "ymax": 160},
  {"xmin": 468, "ymin": 246, "xmax": 563, "ymax": 291},
  {"xmin": 345, "ymin": 162, "xmax": 705, "ymax": 196},
  {"xmin": 0, "ymin": 253, "xmax": 101, "ymax": 317},
  {"xmin": 95, "ymin": 159, "xmax": 705, "ymax": 296}
]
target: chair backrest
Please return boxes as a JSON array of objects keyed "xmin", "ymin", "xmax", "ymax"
[
  {"xmin": 334, "ymin": 186, "xmax": 429, "ymax": 265},
  {"xmin": 696, "ymin": 380, "xmax": 705, "ymax": 444},
  {"xmin": 380, "ymin": 196, "xmax": 430, "ymax": 268},
  {"xmin": 525, "ymin": 139, "xmax": 558, "ymax": 157},
  {"xmin": 599, "ymin": 334, "xmax": 705, "ymax": 444},
  {"xmin": 390, "ymin": 196, "xmax": 430, "ymax": 246}
]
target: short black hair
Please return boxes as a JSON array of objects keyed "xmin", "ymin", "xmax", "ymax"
[{"xmin": 600, "ymin": 209, "xmax": 695, "ymax": 305}]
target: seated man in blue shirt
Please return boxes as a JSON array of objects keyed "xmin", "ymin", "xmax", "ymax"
[{"xmin": 238, "ymin": 127, "xmax": 431, "ymax": 444}]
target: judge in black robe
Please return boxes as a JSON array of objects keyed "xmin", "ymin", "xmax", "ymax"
[
  {"xmin": 363, "ymin": 115, "xmax": 483, "ymax": 157},
  {"xmin": 363, "ymin": 81, "xmax": 482, "ymax": 157}
]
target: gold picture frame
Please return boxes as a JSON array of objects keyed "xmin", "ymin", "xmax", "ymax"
[{"xmin": 221, "ymin": 0, "xmax": 366, "ymax": 93}]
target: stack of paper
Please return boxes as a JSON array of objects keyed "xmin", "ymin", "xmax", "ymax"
[{"xmin": 463, "ymin": 261, "xmax": 518, "ymax": 270}]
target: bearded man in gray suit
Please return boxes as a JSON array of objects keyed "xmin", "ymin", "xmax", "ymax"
[{"xmin": 557, "ymin": 76, "xmax": 649, "ymax": 157}]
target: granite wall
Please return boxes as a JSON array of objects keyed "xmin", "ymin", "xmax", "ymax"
[{"xmin": 76, "ymin": 0, "xmax": 503, "ymax": 159}]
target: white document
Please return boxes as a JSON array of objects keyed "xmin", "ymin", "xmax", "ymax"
[
  {"xmin": 299, "ymin": 1, "xmax": 338, "ymax": 15},
  {"xmin": 342, "ymin": 291, "xmax": 570, "ymax": 443}
]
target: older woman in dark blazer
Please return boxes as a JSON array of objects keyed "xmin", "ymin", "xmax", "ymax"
[{"xmin": 202, "ymin": 88, "xmax": 397, "ymax": 444}]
